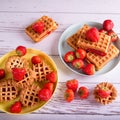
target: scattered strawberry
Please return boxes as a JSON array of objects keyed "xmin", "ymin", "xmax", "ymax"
[
  {"xmin": 75, "ymin": 48, "xmax": 86, "ymax": 59},
  {"xmin": 64, "ymin": 51, "xmax": 75, "ymax": 62},
  {"xmin": 10, "ymin": 101, "xmax": 22, "ymax": 113},
  {"xmin": 46, "ymin": 71, "xmax": 57, "ymax": 83},
  {"xmin": 44, "ymin": 82, "xmax": 54, "ymax": 93},
  {"xmin": 32, "ymin": 21, "xmax": 44, "ymax": 33},
  {"xmin": 12, "ymin": 68, "xmax": 26, "ymax": 81},
  {"xmin": 16, "ymin": 46, "xmax": 27, "ymax": 56},
  {"xmin": 38, "ymin": 88, "xmax": 52, "ymax": 101},
  {"xmin": 78, "ymin": 86, "xmax": 89, "ymax": 99},
  {"xmin": 86, "ymin": 27, "xmax": 99, "ymax": 42},
  {"xmin": 103, "ymin": 19, "xmax": 114, "ymax": 31},
  {"xmin": 64, "ymin": 89, "xmax": 74, "ymax": 102},
  {"xmin": 66, "ymin": 79, "xmax": 78, "ymax": 92},
  {"xmin": 72, "ymin": 59, "xmax": 84, "ymax": 69},
  {"xmin": 97, "ymin": 87, "xmax": 111, "ymax": 98},
  {"xmin": 107, "ymin": 30, "xmax": 118, "ymax": 42},
  {"xmin": 31, "ymin": 56, "xmax": 42, "ymax": 64},
  {"xmin": 82, "ymin": 63, "xmax": 95, "ymax": 75},
  {"xmin": 0, "ymin": 69, "xmax": 5, "ymax": 80}
]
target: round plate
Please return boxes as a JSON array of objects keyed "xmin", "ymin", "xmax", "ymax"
[
  {"xmin": 58, "ymin": 22, "xmax": 120, "ymax": 76},
  {"xmin": 0, "ymin": 48, "xmax": 58, "ymax": 114}
]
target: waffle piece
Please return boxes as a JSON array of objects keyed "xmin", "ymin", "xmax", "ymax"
[
  {"xmin": 25, "ymin": 16, "xmax": 58, "ymax": 42},
  {"xmin": 86, "ymin": 44, "xmax": 119, "ymax": 70},
  {"xmin": 20, "ymin": 84, "xmax": 40, "ymax": 107},
  {"xmin": 94, "ymin": 82, "xmax": 117, "ymax": 105},
  {"xmin": 15, "ymin": 69, "xmax": 36, "ymax": 88},
  {"xmin": 77, "ymin": 24, "xmax": 111, "ymax": 56},
  {"xmin": 0, "ymin": 79, "xmax": 18, "ymax": 102},
  {"xmin": 32, "ymin": 61, "xmax": 52, "ymax": 82},
  {"xmin": 5, "ymin": 55, "xmax": 29, "ymax": 72}
]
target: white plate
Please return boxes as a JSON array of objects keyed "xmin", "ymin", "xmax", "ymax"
[{"xmin": 58, "ymin": 22, "xmax": 120, "ymax": 76}]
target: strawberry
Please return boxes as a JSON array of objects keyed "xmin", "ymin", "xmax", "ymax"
[
  {"xmin": 72, "ymin": 59, "xmax": 84, "ymax": 69},
  {"xmin": 46, "ymin": 71, "xmax": 57, "ymax": 83},
  {"xmin": 103, "ymin": 19, "xmax": 114, "ymax": 31},
  {"xmin": 10, "ymin": 101, "xmax": 22, "ymax": 113},
  {"xmin": 0, "ymin": 69, "xmax": 5, "ymax": 80},
  {"xmin": 107, "ymin": 30, "xmax": 118, "ymax": 42},
  {"xmin": 16, "ymin": 46, "xmax": 27, "ymax": 56},
  {"xmin": 38, "ymin": 88, "xmax": 52, "ymax": 101},
  {"xmin": 12, "ymin": 68, "xmax": 26, "ymax": 81},
  {"xmin": 78, "ymin": 86, "xmax": 89, "ymax": 99},
  {"xmin": 99, "ymin": 29, "xmax": 107, "ymax": 34},
  {"xmin": 97, "ymin": 87, "xmax": 111, "ymax": 98},
  {"xmin": 31, "ymin": 56, "xmax": 42, "ymax": 64},
  {"xmin": 64, "ymin": 51, "xmax": 75, "ymax": 62},
  {"xmin": 64, "ymin": 89, "xmax": 74, "ymax": 102},
  {"xmin": 82, "ymin": 63, "xmax": 95, "ymax": 75},
  {"xmin": 86, "ymin": 27, "xmax": 99, "ymax": 42},
  {"xmin": 44, "ymin": 82, "xmax": 54, "ymax": 93},
  {"xmin": 66, "ymin": 79, "xmax": 78, "ymax": 92},
  {"xmin": 32, "ymin": 21, "xmax": 44, "ymax": 33},
  {"xmin": 75, "ymin": 48, "xmax": 86, "ymax": 59}
]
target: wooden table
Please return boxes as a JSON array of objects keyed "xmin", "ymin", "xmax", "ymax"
[{"xmin": 0, "ymin": 0, "xmax": 120, "ymax": 119}]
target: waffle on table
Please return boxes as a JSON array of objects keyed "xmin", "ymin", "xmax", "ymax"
[
  {"xmin": 86, "ymin": 44, "xmax": 119, "ymax": 70},
  {"xmin": 94, "ymin": 82, "xmax": 117, "ymax": 105},
  {"xmin": 25, "ymin": 16, "xmax": 58, "ymax": 42},
  {"xmin": 0, "ymin": 79, "xmax": 18, "ymax": 102}
]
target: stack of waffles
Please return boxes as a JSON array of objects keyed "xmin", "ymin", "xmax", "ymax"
[{"xmin": 67, "ymin": 24, "xmax": 119, "ymax": 71}]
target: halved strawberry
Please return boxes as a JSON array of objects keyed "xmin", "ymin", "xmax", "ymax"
[
  {"xmin": 44, "ymin": 82, "xmax": 54, "ymax": 93},
  {"xmin": 46, "ymin": 71, "xmax": 57, "ymax": 83},
  {"xmin": 103, "ymin": 19, "xmax": 114, "ymax": 31},
  {"xmin": 16, "ymin": 46, "xmax": 27, "ymax": 56},
  {"xmin": 107, "ymin": 30, "xmax": 118, "ymax": 42},
  {"xmin": 64, "ymin": 51, "xmax": 75, "ymax": 62},
  {"xmin": 75, "ymin": 48, "xmax": 86, "ymax": 59},
  {"xmin": 72, "ymin": 59, "xmax": 84, "ymax": 69},
  {"xmin": 31, "ymin": 56, "xmax": 42, "ymax": 64}
]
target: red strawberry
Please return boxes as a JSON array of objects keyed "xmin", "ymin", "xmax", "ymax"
[
  {"xmin": 82, "ymin": 63, "xmax": 95, "ymax": 75},
  {"xmin": 75, "ymin": 48, "xmax": 86, "ymax": 59},
  {"xmin": 78, "ymin": 86, "xmax": 89, "ymax": 99},
  {"xmin": 66, "ymin": 79, "xmax": 78, "ymax": 92},
  {"xmin": 86, "ymin": 27, "xmax": 99, "ymax": 42},
  {"xmin": 32, "ymin": 21, "xmax": 44, "ymax": 33},
  {"xmin": 16, "ymin": 46, "xmax": 27, "ymax": 56},
  {"xmin": 103, "ymin": 19, "xmax": 114, "ymax": 31},
  {"xmin": 0, "ymin": 69, "xmax": 5, "ymax": 80},
  {"xmin": 97, "ymin": 87, "xmax": 111, "ymax": 98},
  {"xmin": 38, "ymin": 88, "xmax": 52, "ymax": 101},
  {"xmin": 31, "ymin": 56, "xmax": 42, "ymax": 64},
  {"xmin": 72, "ymin": 59, "xmax": 84, "ymax": 69},
  {"xmin": 10, "ymin": 101, "xmax": 22, "ymax": 113},
  {"xmin": 46, "ymin": 71, "xmax": 57, "ymax": 83},
  {"xmin": 99, "ymin": 29, "xmax": 107, "ymax": 34},
  {"xmin": 12, "ymin": 68, "xmax": 26, "ymax": 81},
  {"xmin": 64, "ymin": 89, "xmax": 74, "ymax": 102},
  {"xmin": 44, "ymin": 82, "xmax": 54, "ymax": 93},
  {"xmin": 107, "ymin": 30, "xmax": 118, "ymax": 42},
  {"xmin": 64, "ymin": 51, "xmax": 75, "ymax": 62}
]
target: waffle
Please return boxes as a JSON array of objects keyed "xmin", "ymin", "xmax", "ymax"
[
  {"xmin": 5, "ymin": 55, "xmax": 29, "ymax": 72},
  {"xmin": 25, "ymin": 15, "xmax": 58, "ymax": 42},
  {"xmin": 15, "ymin": 69, "xmax": 36, "ymax": 89},
  {"xmin": 0, "ymin": 79, "xmax": 18, "ymax": 102},
  {"xmin": 94, "ymin": 82, "xmax": 117, "ymax": 105},
  {"xmin": 20, "ymin": 84, "xmax": 40, "ymax": 107},
  {"xmin": 86, "ymin": 44, "xmax": 119, "ymax": 70},
  {"xmin": 32, "ymin": 61, "xmax": 52, "ymax": 82},
  {"xmin": 76, "ymin": 24, "xmax": 111, "ymax": 56}
]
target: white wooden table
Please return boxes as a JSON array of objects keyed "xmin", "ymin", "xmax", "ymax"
[{"xmin": 0, "ymin": 0, "xmax": 120, "ymax": 120}]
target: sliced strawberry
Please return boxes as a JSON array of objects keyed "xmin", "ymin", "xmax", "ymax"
[
  {"xmin": 107, "ymin": 30, "xmax": 118, "ymax": 42},
  {"xmin": 44, "ymin": 82, "xmax": 54, "ymax": 93},
  {"xmin": 86, "ymin": 27, "xmax": 99, "ymax": 42},
  {"xmin": 31, "ymin": 56, "xmax": 42, "ymax": 64},
  {"xmin": 72, "ymin": 59, "xmax": 84, "ymax": 69},
  {"xmin": 64, "ymin": 89, "xmax": 74, "ymax": 102},
  {"xmin": 0, "ymin": 69, "xmax": 5, "ymax": 80},
  {"xmin": 103, "ymin": 19, "xmax": 114, "ymax": 31},
  {"xmin": 16, "ymin": 46, "xmax": 27, "ymax": 56},
  {"xmin": 75, "ymin": 48, "xmax": 86, "ymax": 59},
  {"xmin": 64, "ymin": 51, "xmax": 75, "ymax": 62},
  {"xmin": 46, "ymin": 71, "xmax": 57, "ymax": 83}
]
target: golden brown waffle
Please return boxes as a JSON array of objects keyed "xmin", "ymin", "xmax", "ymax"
[
  {"xmin": 32, "ymin": 61, "xmax": 52, "ymax": 82},
  {"xmin": 0, "ymin": 79, "xmax": 18, "ymax": 102},
  {"xmin": 20, "ymin": 84, "xmax": 40, "ymax": 107},
  {"xmin": 94, "ymin": 82, "xmax": 117, "ymax": 105},
  {"xmin": 5, "ymin": 55, "xmax": 29, "ymax": 72},
  {"xmin": 15, "ymin": 69, "xmax": 36, "ymax": 88},
  {"xmin": 76, "ymin": 24, "xmax": 111, "ymax": 55},
  {"xmin": 86, "ymin": 44, "xmax": 119, "ymax": 70},
  {"xmin": 25, "ymin": 16, "xmax": 58, "ymax": 42}
]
